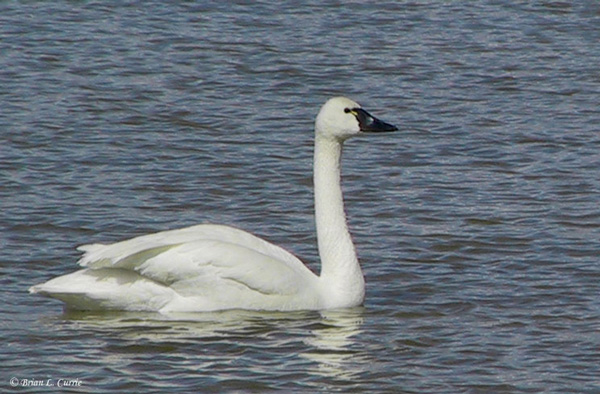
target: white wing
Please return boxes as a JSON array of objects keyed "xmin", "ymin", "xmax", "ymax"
[
  {"xmin": 32, "ymin": 224, "xmax": 320, "ymax": 312},
  {"xmin": 78, "ymin": 224, "xmax": 305, "ymax": 271}
]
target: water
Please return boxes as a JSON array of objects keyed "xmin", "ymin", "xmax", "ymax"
[{"xmin": 2, "ymin": 1, "xmax": 600, "ymax": 392}]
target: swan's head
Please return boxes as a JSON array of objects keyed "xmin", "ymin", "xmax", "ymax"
[{"xmin": 315, "ymin": 96, "xmax": 397, "ymax": 140}]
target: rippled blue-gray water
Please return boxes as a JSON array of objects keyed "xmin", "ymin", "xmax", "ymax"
[{"xmin": 2, "ymin": 1, "xmax": 600, "ymax": 392}]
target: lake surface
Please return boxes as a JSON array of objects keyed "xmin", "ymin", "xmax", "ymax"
[{"xmin": 2, "ymin": 1, "xmax": 600, "ymax": 392}]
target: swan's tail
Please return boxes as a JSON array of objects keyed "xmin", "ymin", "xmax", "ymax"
[{"xmin": 29, "ymin": 268, "xmax": 175, "ymax": 311}]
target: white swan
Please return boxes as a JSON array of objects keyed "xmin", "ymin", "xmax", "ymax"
[{"xmin": 30, "ymin": 97, "xmax": 397, "ymax": 312}]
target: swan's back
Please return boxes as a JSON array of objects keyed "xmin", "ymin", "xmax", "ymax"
[{"xmin": 77, "ymin": 224, "xmax": 304, "ymax": 270}]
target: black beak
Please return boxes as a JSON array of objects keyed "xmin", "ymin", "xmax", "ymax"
[{"xmin": 354, "ymin": 108, "xmax": 398, "ymax": 133}]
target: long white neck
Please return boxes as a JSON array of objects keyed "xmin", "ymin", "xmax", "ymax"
[{"xmin": 314, "ymin": 134, "xmax": 365, "ymax": 306}]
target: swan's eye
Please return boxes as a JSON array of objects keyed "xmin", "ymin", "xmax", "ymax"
[{"xmin": 345, "ymin": 107, "xmax": 359, "ymax": 117}]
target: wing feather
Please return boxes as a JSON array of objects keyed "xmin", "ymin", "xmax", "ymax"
[
  {"xmin": 137, "ymin": 240, "xmax": 305, "ymax": 295},
  {"xmin": 74, "ymin": 224, "xmax": 316, "ymax": 299},
  {"xmin": 78, "ymin": 224, "xmax": 305, "ymax": 270}
]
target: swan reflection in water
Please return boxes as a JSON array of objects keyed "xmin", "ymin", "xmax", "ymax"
[
  {"xmin": 58, "ymin": 307, "xmax": 365, "ymax": 383},
  {"xmin": 301, "ymin": 308, "xmax": 365, "ymax": 380}
]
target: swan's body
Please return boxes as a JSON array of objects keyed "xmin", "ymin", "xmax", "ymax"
[{"xmin": 30, "ymin": 97, "xmax": 397, "ymax": 312}]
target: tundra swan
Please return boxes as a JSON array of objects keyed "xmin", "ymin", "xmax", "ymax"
[{"xmin": 30, "ymin": 97, "xmax": 397, "ymax": 312}]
